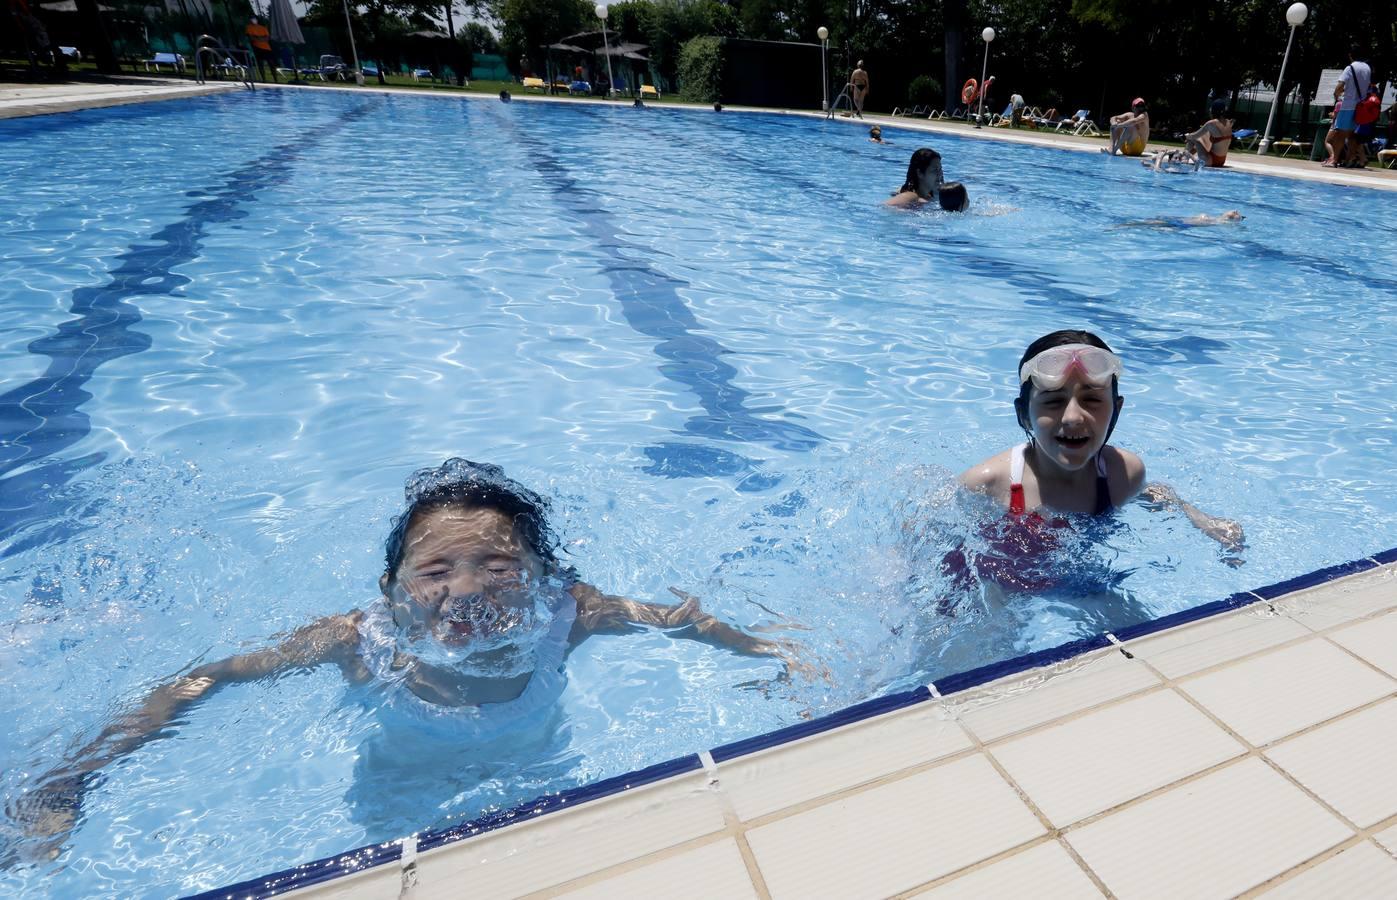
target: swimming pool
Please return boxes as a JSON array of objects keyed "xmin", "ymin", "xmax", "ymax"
[{"xmin": 2, "ymin": 88, "xmax": 1395, "ymax": 895}]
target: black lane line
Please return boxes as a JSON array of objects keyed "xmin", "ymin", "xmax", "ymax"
[
  {"xmin": 489, "ymin": 108, "xmax": 824, "ymax": 484},
  {"xmin": 0, "ymin": 99, "xmax": 380, "ymax": 551}
]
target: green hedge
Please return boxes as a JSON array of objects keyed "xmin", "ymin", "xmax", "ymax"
[
  {"xmin": 907, "ymin": 75, "xmax": 942, "ymax": 108},
  {"xmin": 677, "ymin": 35, "xmax": 723, "ymax": 103}
]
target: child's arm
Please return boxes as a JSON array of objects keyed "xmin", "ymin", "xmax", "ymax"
[
  {"xmin": 10, "ymin": 614, "xmax": 366, "ymax": 858},
  {"xmin": 569, "ymin": 583, "xmax": 817, "ymax": 676},
  {"xmin": 1141, "ymin": 482, "xmax": 1246, "ymax": 555}
]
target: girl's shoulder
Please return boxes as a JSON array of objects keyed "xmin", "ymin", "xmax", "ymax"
[
  {"xmin": 958, "ymin": 447, "xmax": 1015, "ymax": 496},
  {"xmin": 1102, "ymin": 445, "xmax": 1147, "ymax": 500}
]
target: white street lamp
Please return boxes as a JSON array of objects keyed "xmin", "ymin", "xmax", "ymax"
[
  {"xmin": 1258, "ymin": 3, "xmax": 1308, "ymax": 155},
  {"xmin": 596, "ymin": 4, "xmax": 615, "ymax": 99},
  {"xmin": 975, "ymin": 27, "xmax": 995, "ymax": 128},
  {"xmin": 341, "ymin": 0, "xmax": 363, "ymax": 85},
  {"xmin": 817, "ymin": 26, "xmax": 829, "ymax": 111}
]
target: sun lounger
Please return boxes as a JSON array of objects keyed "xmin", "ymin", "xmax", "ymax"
[
  {"xmin": 1230, "ymin": 128, "xmax": 1259, "ymax": 150},
  {"xmin": 639, "ymin": 84, "xmax": 660, "ymax": 99},
  {"xmin": 1270, "ymin": 138, "xmax": 1311, "ymax": 157},
  {"xmin": 1379, "ymin": 149, "xmax": 1397, "ymax": 168},
  {"xmin": 569, "ymin": 80, "xmax": 591, "ymax": 96},
  {"xmin": 522, "ymin": 77, "xmax": 546, "ymax": 91},
  {"xmin": 144, "ymin": 52, "xmax": 184, "ymax": 73}
]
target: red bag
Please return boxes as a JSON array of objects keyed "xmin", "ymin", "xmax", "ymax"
[{"xmin": 1355, "ymin": 92, "xmax": 1380, "ymax": 125}]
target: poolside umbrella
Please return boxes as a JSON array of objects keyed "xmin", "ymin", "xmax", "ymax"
[{"xmin": 266, "ymin": 0, "xmax": 305, "ymax": 83}]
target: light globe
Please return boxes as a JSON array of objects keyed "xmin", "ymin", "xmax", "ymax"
[
  {"xmin": 817, "ymin": 26, "xmax": 828, "ymax": 40},
  {"xmin": 982, "ymin": 27, "xmax": 996, "ymax": 42},
  {"xmin": 595, "ymin": 4, "xmax": 607, "ymax": 19},
  {"xmin": 1285, "ymin": 3, "xmax": 1307, "ymax": 25}
]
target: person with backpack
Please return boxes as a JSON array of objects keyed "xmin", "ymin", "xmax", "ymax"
[
  {"xmin": 1323, "ymin": 45, "xmax": 1372, "ymax": 168},
  {"xmin": 1351, "ymin": 85, "xmax": 1382, "ymax": 168}
]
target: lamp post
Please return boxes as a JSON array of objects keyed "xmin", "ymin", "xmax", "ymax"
[
  {"xmin": 596, "ymin": 4, "xmax": 615, "ymax": 99},
  {"xmin": 341, "ymin": 0, "xmax": 363, "ymax": 85},
  {"xmin": 976, "ymin": 27, "xmax": 995, "ymax": 128},
  {"xmin": 817, "ymin": 26, "xmax": 829, "ymax": 111},
  {"xmin": 1258, "ymin": 3, "xmax": 1308, "ymax": 155}
]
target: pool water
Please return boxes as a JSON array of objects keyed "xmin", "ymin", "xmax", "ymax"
[{"xmin": 2, "ymin": 89, "xmax": 1395, "ymax": 896}]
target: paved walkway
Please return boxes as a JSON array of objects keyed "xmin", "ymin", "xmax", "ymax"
[{"xmin": 0, "ymin": 77, "xmax": 236, "ymax": 119}]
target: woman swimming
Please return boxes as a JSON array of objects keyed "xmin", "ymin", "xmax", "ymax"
[
  {"xmin": 12, "ymin": 459, "xmax": 804, "ymax": 857},
  {"xmin": 886, "ymin": 148, "xmax": 969, "ymax": 211}
]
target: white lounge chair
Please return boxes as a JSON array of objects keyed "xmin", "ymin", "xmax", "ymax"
[{"xmin": 144, "ymin": 52, "xmax": 184, "ymax": 73}]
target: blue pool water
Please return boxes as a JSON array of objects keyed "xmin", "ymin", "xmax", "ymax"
[{"xmin": 2, "ymin": 89, "xmax": 1395, "ymax": 895}]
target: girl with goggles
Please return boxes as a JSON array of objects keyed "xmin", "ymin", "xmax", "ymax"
[{"xmin": 958, "ymin": 330, "xmax": 1243, "ymax": 553}]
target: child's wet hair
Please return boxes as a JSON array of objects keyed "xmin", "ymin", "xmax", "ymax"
[
  {"xmin": 383, "ymin": 459, "xmax": 564, "ymax": 580},
  {"xmin": 938, "ymin": 181, "xmax": 969, "ymax": 211},
  {"xmin": 1014, "ymin": 330, "xmax": 1121, "ymax": 438}
]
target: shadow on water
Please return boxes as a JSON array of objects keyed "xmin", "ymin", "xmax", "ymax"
[{"xmin": 0, "ymin": 100, "xmax": 380, "ymax": 554}]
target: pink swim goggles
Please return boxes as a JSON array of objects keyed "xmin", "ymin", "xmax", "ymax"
[{"xmin": 1019, "ymin": 344, "xmax": 1123, "ymax": 390}]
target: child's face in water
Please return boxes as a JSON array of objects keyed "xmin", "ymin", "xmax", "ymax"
[
  {"xmin": 1027, "ymin": 374, "xmax": 1122, "ymax": 471},
  {"xmin": 381, "ymin": 505, "xmax": 546, "ymax": 648}
]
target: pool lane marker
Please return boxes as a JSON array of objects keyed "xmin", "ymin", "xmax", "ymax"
[
  {"xmin": 487, "ymin": 105, "xmax": 825, "ymax": 463},
  {"xmin": 0, "ymin": 99, "xmax": 382, "ymax": 527}
]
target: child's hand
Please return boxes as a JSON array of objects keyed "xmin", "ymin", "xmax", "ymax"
[{"xmin": 666, "ymin": 588, "xmax": 830, "ymax": 683}]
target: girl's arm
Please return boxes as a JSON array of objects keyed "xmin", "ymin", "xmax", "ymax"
[
  {"xmin": 568, "ymin": 583, "xmax": 817, "ymax": 676},
  {"xmin": 1141, "ymin": 482, "xmax": 1246, "ymax": 555},
  {"xmin": 11, "ymin": 614, "xmax": 366, "ymax": 858}
]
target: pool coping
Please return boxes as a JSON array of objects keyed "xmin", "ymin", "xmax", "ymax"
[
  {"xmin": 0, "ymin": 77, "xmax": 237, "ymax": 119},
  {"xmin": 191, "ymin": 546, "xmax": 1397, "ymax": 898},
  {"xmin": 7, "ymin": 78, "xmax": 1391, "ymax": 192}
]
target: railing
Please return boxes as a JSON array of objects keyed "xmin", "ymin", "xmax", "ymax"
[{"xmin": 193, "ymin": 35, "xmax": 255, "ymax": 90}]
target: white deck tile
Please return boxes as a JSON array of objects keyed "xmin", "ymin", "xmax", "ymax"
[
  {"xmin": 990, "ymin": 689, "xmax": 1245, "ymax": 827},
  {"xmin": 915, "ymin": 840, "xmax": 1103, "ymax": 898},
  {"xmin": 1066, "ymin": 758, "xmax": 1351, "ymax": 900},
  {"xmin": 1123, "ymin": 610, "xmax": 1310, "ymax": 679},
  {"xmin": 1375, "ymin": 823, "xmax": 1397, "ymax": 855},
  {"xmin": 1258, "ymin": 841, "xmax": 1397, "ymax": 898},
  {"xmin": 411, "ymin": 771, "xmax": 726, "ymax": 899},
  {"xmin": 1265, "ymin": 698, "xmax": 1397, "ymax": 828},
  {"xmin": 555, "ymin": 838, "xmax": 758, "ymax": 899},
  {"xmin": 955, "ymin": 649, "xmax": 1161, "ymax": 743},
  {"xmin": 720, "ymin": 701, "xmax": 971, "ymax": 821},
  {"xmin": 1176, "ymin": 639, "xmax": 1395, "ymax": 746},
  {"xmin": 1329, "ymin": 610, "xmax": 1397, "ymax": 678},
  {"xmin": 290, "ymin": 861, "xmax": 406, "ymax": 899},
  {"xmin": 1272, "ymin": 566, "xmax": 1397, "ymax": 627},
  {"xmin": 744, "ymin": 754, "xmax": 1043, "ymax": 899}
]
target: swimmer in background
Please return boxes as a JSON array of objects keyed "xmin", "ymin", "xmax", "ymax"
[
  {"xmin": 886, "ymin": 148, "xmax": 970, "ymax": 212},
  {"xmin": 869, "ymin": 124, "xmax": 887, "ymax": 143},
  {"xmin": 1117, "ymin": 210, "xmax": 1244, "ymax": 228},
  {"xmin": 11, "ymin": 459, "xmax": 810, "ymax": 858},
  {"xmin": 957, "ymin": 330, "xmax": 1243, "ymax": 550}
]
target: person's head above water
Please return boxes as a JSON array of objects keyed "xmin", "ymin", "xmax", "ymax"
[
  {"xmin": 1220, "ymin": 209, "xmax": 1244, "ymax": 222},
  {"xmin": 869, "ymin": 124, "xmax": 882, "ymax": 140},
  {"xmin": 380, "ymin": 459, "xmax": 567, "ymax": 649},
  {"xmin": 900, "ymin": 147, "xmax": 943, "ymax": 197},
  {"xmin": 1014, "ymin": 331, "xmax": 1125, "ymax": 470},
  {"xmin": 937, "ymin": 181, "xmax": 969, "ymax": 212}
]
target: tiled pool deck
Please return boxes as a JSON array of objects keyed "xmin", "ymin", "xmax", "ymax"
[
  {"xmin": 202, "ymin": 555, "xmax": 1397, "ymax": 900},
  {"xmin": 9, "ymin": 81, "xmax": 1397, "ymax": 897}
]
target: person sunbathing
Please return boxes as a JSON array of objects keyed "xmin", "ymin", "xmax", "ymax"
[{"xmin": 1185, "ymin": 101, "xmax": 1235, "ymax": 167}]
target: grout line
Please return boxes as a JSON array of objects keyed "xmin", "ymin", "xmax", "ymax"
[{"xmin": 1233, "ymin": 834, "xmax": 1368, "ymax": 898}]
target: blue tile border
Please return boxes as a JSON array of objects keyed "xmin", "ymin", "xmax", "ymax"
[{"xmin": 195, "ymin": 548, "xmax": 1396, "ymax": 898}]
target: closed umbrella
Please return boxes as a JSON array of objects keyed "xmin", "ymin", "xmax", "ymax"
[{"xmin": 266, "ymin": 0, "xmax": 304, "ymax": 82}]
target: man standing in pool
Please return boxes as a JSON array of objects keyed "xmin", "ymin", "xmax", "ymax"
[{"xmin": 11, "ymin": 459, "xmax": 809, "ymax": 857}]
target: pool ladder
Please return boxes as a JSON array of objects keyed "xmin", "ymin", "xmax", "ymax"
[
  {"xmin": 193, "ymin": 35, "xmax": 255, "ymax": 90},
  {"xmin": 825, "ymin": 83, "xmax": 862, "ymax": 120}
]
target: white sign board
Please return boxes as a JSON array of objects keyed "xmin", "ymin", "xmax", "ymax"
[
  {"xmin": 1313, "ymin": 68, "xmax": 1345, "ymax": 105},
  {"xmin": 1312, "ymin": 66, "xmax": 1395, "ymax": 106}
]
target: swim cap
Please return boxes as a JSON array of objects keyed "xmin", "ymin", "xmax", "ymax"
[{"xmin": 1132, "ymin": 97, "xmax": 1145, "ymax": 107}]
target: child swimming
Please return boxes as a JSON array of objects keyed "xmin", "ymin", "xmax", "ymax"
[
  {"xmin": 958, "ymin": 330, "xmax": 1243, "ymax": 548},
  {"xmin": 12, "ymin": 459, "xmax": 805, "ymax": 857}
]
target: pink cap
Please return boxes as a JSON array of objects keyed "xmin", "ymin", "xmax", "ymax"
[{"xmin": 1132, "ymin": 97, "xmax": 1146, "ymax": 107}]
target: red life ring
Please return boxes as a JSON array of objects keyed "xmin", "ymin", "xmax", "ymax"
[{"xmin": 961, "ymin": 79, "xmax": 977, "ymax": 104}]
